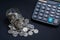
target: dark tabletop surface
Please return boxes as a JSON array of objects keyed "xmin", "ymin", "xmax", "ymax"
[{"xmin": 0, "ymin": 0, "xmax": 60, "ymax": 40}]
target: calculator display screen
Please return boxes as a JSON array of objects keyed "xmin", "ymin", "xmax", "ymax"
[{"xmin": 51, "ymin": 0, "xmax": 60, "ymax": 2}]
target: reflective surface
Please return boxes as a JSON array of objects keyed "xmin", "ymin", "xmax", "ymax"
[{"xmin": 0, "ymin": 0, "xmax": 60, "ymax": 40}]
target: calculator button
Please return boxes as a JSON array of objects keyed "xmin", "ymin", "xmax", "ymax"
[
  {"xmin": 44, "ymin": 14, "xmax": 48, "ymax": 17},
  {"xmin": 43, "ymin": 3, "xmax": 46, "ymax": 6},
  {"xmin": 52, "ymin": 6, "xmax": 56, "ymax": 8},
  {"xmin": 36, "ymin": 5, "xmax": 40, "ymax": 8},
  {"xmin": 39, "ymin": 13, "xmax": 43, "ymax": 16},
  {"xmin": 46, "ymin": 7, "xmax": 50, "ymax": 10},
  {"xmin": 48, "ymin": 17, "xmax": 54, "ymax": 23},
  {"xmin": 55, "ymin": 16, "xmax": 60, "ymax": 18},
  {"xmin": 51, "ymin": 11, "xmax": 55, "ymax": 14},
  {"xmin": 41, "ymin": 6, "xmax": 45, "ymax": 9},
  {"xmin": 56, "ymin": 13, "xmax": 60, "ymax": 15},
  {"xmin": 58, "ymin": 4, "xmax": 60, "ymax": 6},
  {"xmin": 35, "ymin": 8, "xmax": 39, "ymax": 11},
  {"xmin": 43, "ymin": 18, "xmax": 47, "ymax": 21},
  {"xmin": 51, "ymin": 8, "xmax": 56, "ymax": 11},
  {"xmin": 58, "ymin": 7, "xmax": 60, "ymax": 9},
  {"xmin": 57, "ymin": 10, "xmax": 60, "ymax": 13},
  {"xmin": 40, "ymin": 10, "xmax": 45, "ymax": 12},
  {"xmin": 48, "ymin": 5, "xmax": 51, "ymax": 7},
  {"xmin": 50, "ymin": 14, "xmax": 54, "ymax": 17},
  {"xmin": 34, "ymin": 12, "xmax": 38, "ymax": 14},
  {"xmin": 38, "ymin": 16, "xmax": 42, "ymax": 19},
  {"xmin": 33, "ymin": 15, "xmax": 37, "ymax": 18},
  {"xmin": 54, "ymin": 19, "xmax": 59, "ymax": 24},
  {"xmin": 45, "ymin": 11, "xmax": 49, "ymax": 14}
]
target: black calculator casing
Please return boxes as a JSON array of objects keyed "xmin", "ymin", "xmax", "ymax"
[{"xmin": 32, "ymin": 0, "xmax": 60, "ymax": 26}]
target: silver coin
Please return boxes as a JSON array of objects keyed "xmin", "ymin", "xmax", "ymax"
[
  {"xmin": 24, "ymin": 33, "xmax": 28, "ymax": 37},
  {"xmin": 12, "ymin": 33, "xmax": 18, "ymax": 37},
  {"xmin": 27, "ymin": 24, "xmax": 34, "ymax": 29},
  {"xmin": 12, "ymin": 31, "xmax": 19, "ymax": 35},
  {"xmin": 30, "ymin": 29, "xmax": 34, "ymax": 32},
  {"xmin": 12, "ymin": 27, "xmax": 16, "ymax": 30},
  {"xmin": 24, "ymin": 19, "xmax": 29, "ymax": 24},
  {"xmin": 19, "ymin": 32, "xmax": 24, "ymax": 36},
  {"xmin": 22, "ymin": 27, "xmax": 29, "ymax": 32},
  {"xmin": 33, "ymin": 29, "xmax": 39, "ymax": 34},
  {"xmin": 28, "ymin": 31, "xmax": 33, "ymax": 35},
  {"xmin": 8, "ymin": 30, "xmax": 13, "ymax": 34},
  {"xmin": 8, "ymin": 24, "xmax": 12, "ymax": 28}
]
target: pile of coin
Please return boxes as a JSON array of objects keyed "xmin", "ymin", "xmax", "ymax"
[{"xmin": 6, "ymin": 8, "xmax": 39, "ymax": 37}]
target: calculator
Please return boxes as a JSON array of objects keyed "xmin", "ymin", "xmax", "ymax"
[{"xmin": 32, "ymin": 0, "xmax": 60, "ymax": 26}]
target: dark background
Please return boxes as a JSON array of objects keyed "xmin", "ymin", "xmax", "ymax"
[{"xmin": 0, "ymin": 0, "xmax": 60, "ymax": 40}]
